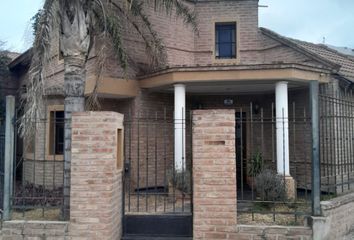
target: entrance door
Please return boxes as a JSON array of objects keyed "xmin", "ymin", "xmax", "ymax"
[{"xmin": 236, "ymin": 112, "xmax": 247, "ymax": 190}]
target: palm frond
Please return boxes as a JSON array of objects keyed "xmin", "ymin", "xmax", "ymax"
[
  {"xmin": 129, "ymin": 0, "xmax": 167, "ymax": 67},
  {"xmin": 19, "ymin": 0, "xmax": 59, "ymax": 139},
  {"xmin": 94, "ymin": 5, "xmax": 128, "ymax": 71},
  {"xmin": 109, "ymin": 1, "xmax": 166, "ymax": 69}
]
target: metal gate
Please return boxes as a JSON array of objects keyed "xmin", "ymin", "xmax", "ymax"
[
  {"xmin": 122, "ymin": 111, "xmax": 193, "ymax": 239},
  {"xmin": 0, "ymin": 103, "xmax": 5, "ymax": 218}
]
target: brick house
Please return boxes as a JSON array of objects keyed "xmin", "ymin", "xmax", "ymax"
[{"xmin": 5, "ymin": 0, "xmax": 354, "ymax": 239}]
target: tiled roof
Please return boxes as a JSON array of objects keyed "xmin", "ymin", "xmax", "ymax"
[
  {"xmin": 260, "ymin": 28, "xmax": 354, "ymax": 82},
  {"xmin": 288, "ymin": 39, "xmax": 354, "ymax": 81}
]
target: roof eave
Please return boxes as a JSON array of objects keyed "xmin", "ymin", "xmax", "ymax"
[{"xmin": 8, "ymin": 48, "xmax": 33, "ymax": 70}]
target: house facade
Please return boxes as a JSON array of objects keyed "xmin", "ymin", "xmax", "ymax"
[{"xmin": 4, "ymin": 0, "xmax": 354, "ymax": 239}]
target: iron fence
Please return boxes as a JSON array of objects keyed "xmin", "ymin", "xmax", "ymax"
[
  {"xmin": 123, "ymin": 110, "xmax": 193, "ymax": 215},
  {"xmin": 9, "ymin": 115, "xmax": 65, "ymax": 220},
  {"xmin": 0, "ymin": 126, "xmax": 4, "ymax": 219},
  {"xmin": 235, "ymin": 102, "xmax": 312, "ymax": 225},
  {"xmin": 319, "ymin": 86, "xmax": 354, "ymax": 195}
]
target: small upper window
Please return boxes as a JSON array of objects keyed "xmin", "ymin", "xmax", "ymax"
[{"xmin": 215, "ymin": 22, "xmax": 236, "ymax": 59}]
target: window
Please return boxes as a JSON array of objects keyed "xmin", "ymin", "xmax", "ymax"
[
  {"xmin": 215, "ymin": 22, "xmax": 237, "ymax": 59},
  {"xmin": 49, "ymin": 111, "xmax": 64, "ymax": 155}
]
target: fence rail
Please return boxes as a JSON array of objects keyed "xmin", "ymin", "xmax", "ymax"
[
  {"xmin": 0, "ymin": 131, "xmax": 4, "ymax": 219},
  {"xmin": 319, "ymin": 87, "xmax": 354, "ymax": 195},
  {"xmin": 234, "ymin": 102, "xmax": 312, "ymax": 225},
  {"xmin": 9, "ymin": 116, "xmax": 65, "ymax": 220}
]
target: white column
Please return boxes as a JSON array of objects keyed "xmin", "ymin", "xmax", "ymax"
[
  {"xmin": 275, "ymin": 81, "xmax": 290, "ymax": 176},
  {"xmin": 174, "ymin": 84, "xmax": 186, "ymax": 172}
]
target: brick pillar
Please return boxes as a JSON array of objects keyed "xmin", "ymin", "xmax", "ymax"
[
  {"xmin": 193, "ymin": 110, "xmax": 237, "ymax": 239},
  {"xmin": 69, "ymin": 112, "xmax": 124, "ymax": 240}
]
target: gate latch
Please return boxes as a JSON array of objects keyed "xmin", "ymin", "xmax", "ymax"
[{"xmin": 124, "ymin": 162, "xmax": 130, "ymax": 174}]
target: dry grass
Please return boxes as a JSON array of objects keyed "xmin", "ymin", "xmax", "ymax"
[{"xmin": 237, "ymin": 201, "xmax": 311, "ymax": 226}]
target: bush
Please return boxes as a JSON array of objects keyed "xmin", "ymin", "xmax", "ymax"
[{"xmin": 255, "ymin": 169, "xmax": 287, "ymax": 203}]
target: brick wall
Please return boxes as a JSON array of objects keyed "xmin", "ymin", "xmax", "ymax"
[
  {"xmin": 192, "ymin": 109, "xmax": 237, "ymax": 239},
  {"xmin": 312, "ymin": 192, "xmax": 354, "ymax": 240},
  {"xmin": 191, "ymin": 109, "xmax": 313, "ymax": 240},
  {"xmin": 23, "ymin": 0, "xmax": 323, "ymax": 92},
  {"xmin": 1, "ymin": 220, "xmax": 70, "ymax": 239},
  {"xmin": 234, "ymin": 225, "xmax": 312, "ymax": 239},
  {"xmin": 69, "ymin": 111, "xmax": 123, "ymax": 240}
]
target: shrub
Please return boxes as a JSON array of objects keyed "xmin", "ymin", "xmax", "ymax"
[{"xmin": 255, "ymin": 169, "xmax": 287, "ymax": 203}]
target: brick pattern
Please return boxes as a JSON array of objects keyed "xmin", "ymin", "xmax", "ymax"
[
  {"xmin": 1, "ymin": 220, "xmax": 69, "ymax": 239},
  {"xmin": 23, "ymin": 160, "xmax": 64, "ymax": 188},
  {"xmin": 192, "ymin": 109, "xmax": 237, "ymax": 239},
  {"xmin": 320, "ymin": 191, "xmax": 354, "ymax": 239},
  {"xmin": 233, "ymin": 225, "xmax": 312, "ymax": 240},
  {"xmin": 69, "ymin": 111, "xmax": 123, "ymax": 240},
  {"xmin": 16, "ymin": 0, "xmax": 329, "ymax": 94},
  {"xmin": 0, "ymin": 221, "xmax": 313, "ymax": 239}
]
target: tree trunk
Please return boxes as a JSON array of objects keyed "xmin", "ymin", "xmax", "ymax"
[
  {"xmin": 63, "ymin": 55, "xmax": 86, "ymax": 219},
  {"xmin": 60, "ymin": 0, "xmax": 90, "ymax": 219}
]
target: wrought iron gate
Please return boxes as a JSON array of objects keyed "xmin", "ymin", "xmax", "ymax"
[{"xmin": 122, "ymin": 111, "xmax": 192, "ymax": 238}]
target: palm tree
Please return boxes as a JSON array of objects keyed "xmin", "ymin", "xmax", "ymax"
[{"xmin": 23, "ymin": 0, "xmax": 197, "ymax": 219}]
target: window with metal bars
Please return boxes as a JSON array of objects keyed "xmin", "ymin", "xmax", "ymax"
[{"xmin": 215, "ymin": 22, "xmax": 237, "ymax": 59}]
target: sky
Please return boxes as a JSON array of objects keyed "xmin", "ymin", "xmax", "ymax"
[
  {"xmin": 258, "ymin": 0, "xmax": 354, "ymax": 49},
  {"xmin": 0, "ymin": 0, "xmax": 353, "ymax": 53}
]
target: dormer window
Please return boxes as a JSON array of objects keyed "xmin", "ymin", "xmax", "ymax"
[{"xmin": 215, "ymin": 22, "xmax": 237, "ymax": 59}]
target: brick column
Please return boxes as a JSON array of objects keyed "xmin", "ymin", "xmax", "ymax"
[
  {"xmin": 193, "ymin": 110, "xmax": 237, "ymax": 239},
  {"xmin": 69, "ymin": 112, "xmax": 124, "ymax": 240}
]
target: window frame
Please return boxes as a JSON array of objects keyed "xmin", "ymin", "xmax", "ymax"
[
  {"xmin": 46, "ymin": 105, "xmax": 65, "ymax": 160},
  {"xmin": 215, "ymin": 23, "xmax": 237, "ymax": 59},
  {"xmin": 212, "ymin": 18, "xmax": 240, "ymax": 64}
]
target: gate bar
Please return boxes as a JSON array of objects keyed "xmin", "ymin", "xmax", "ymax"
[
  {"xmin": 3, "ymin": 95, "xmax": 15, "ymax": 220},
  {"xmin": 310, "ymin": 80, "xmax": 321, "ymax": 216}
]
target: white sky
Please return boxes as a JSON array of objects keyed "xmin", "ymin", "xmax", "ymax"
[
  {"xmin": 259, "ymin": 0, "xmax": 354, "ymax": 48},
  {"xmin": 0, "ymin": 0, "xmax": 353, "ymax": 53}
]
